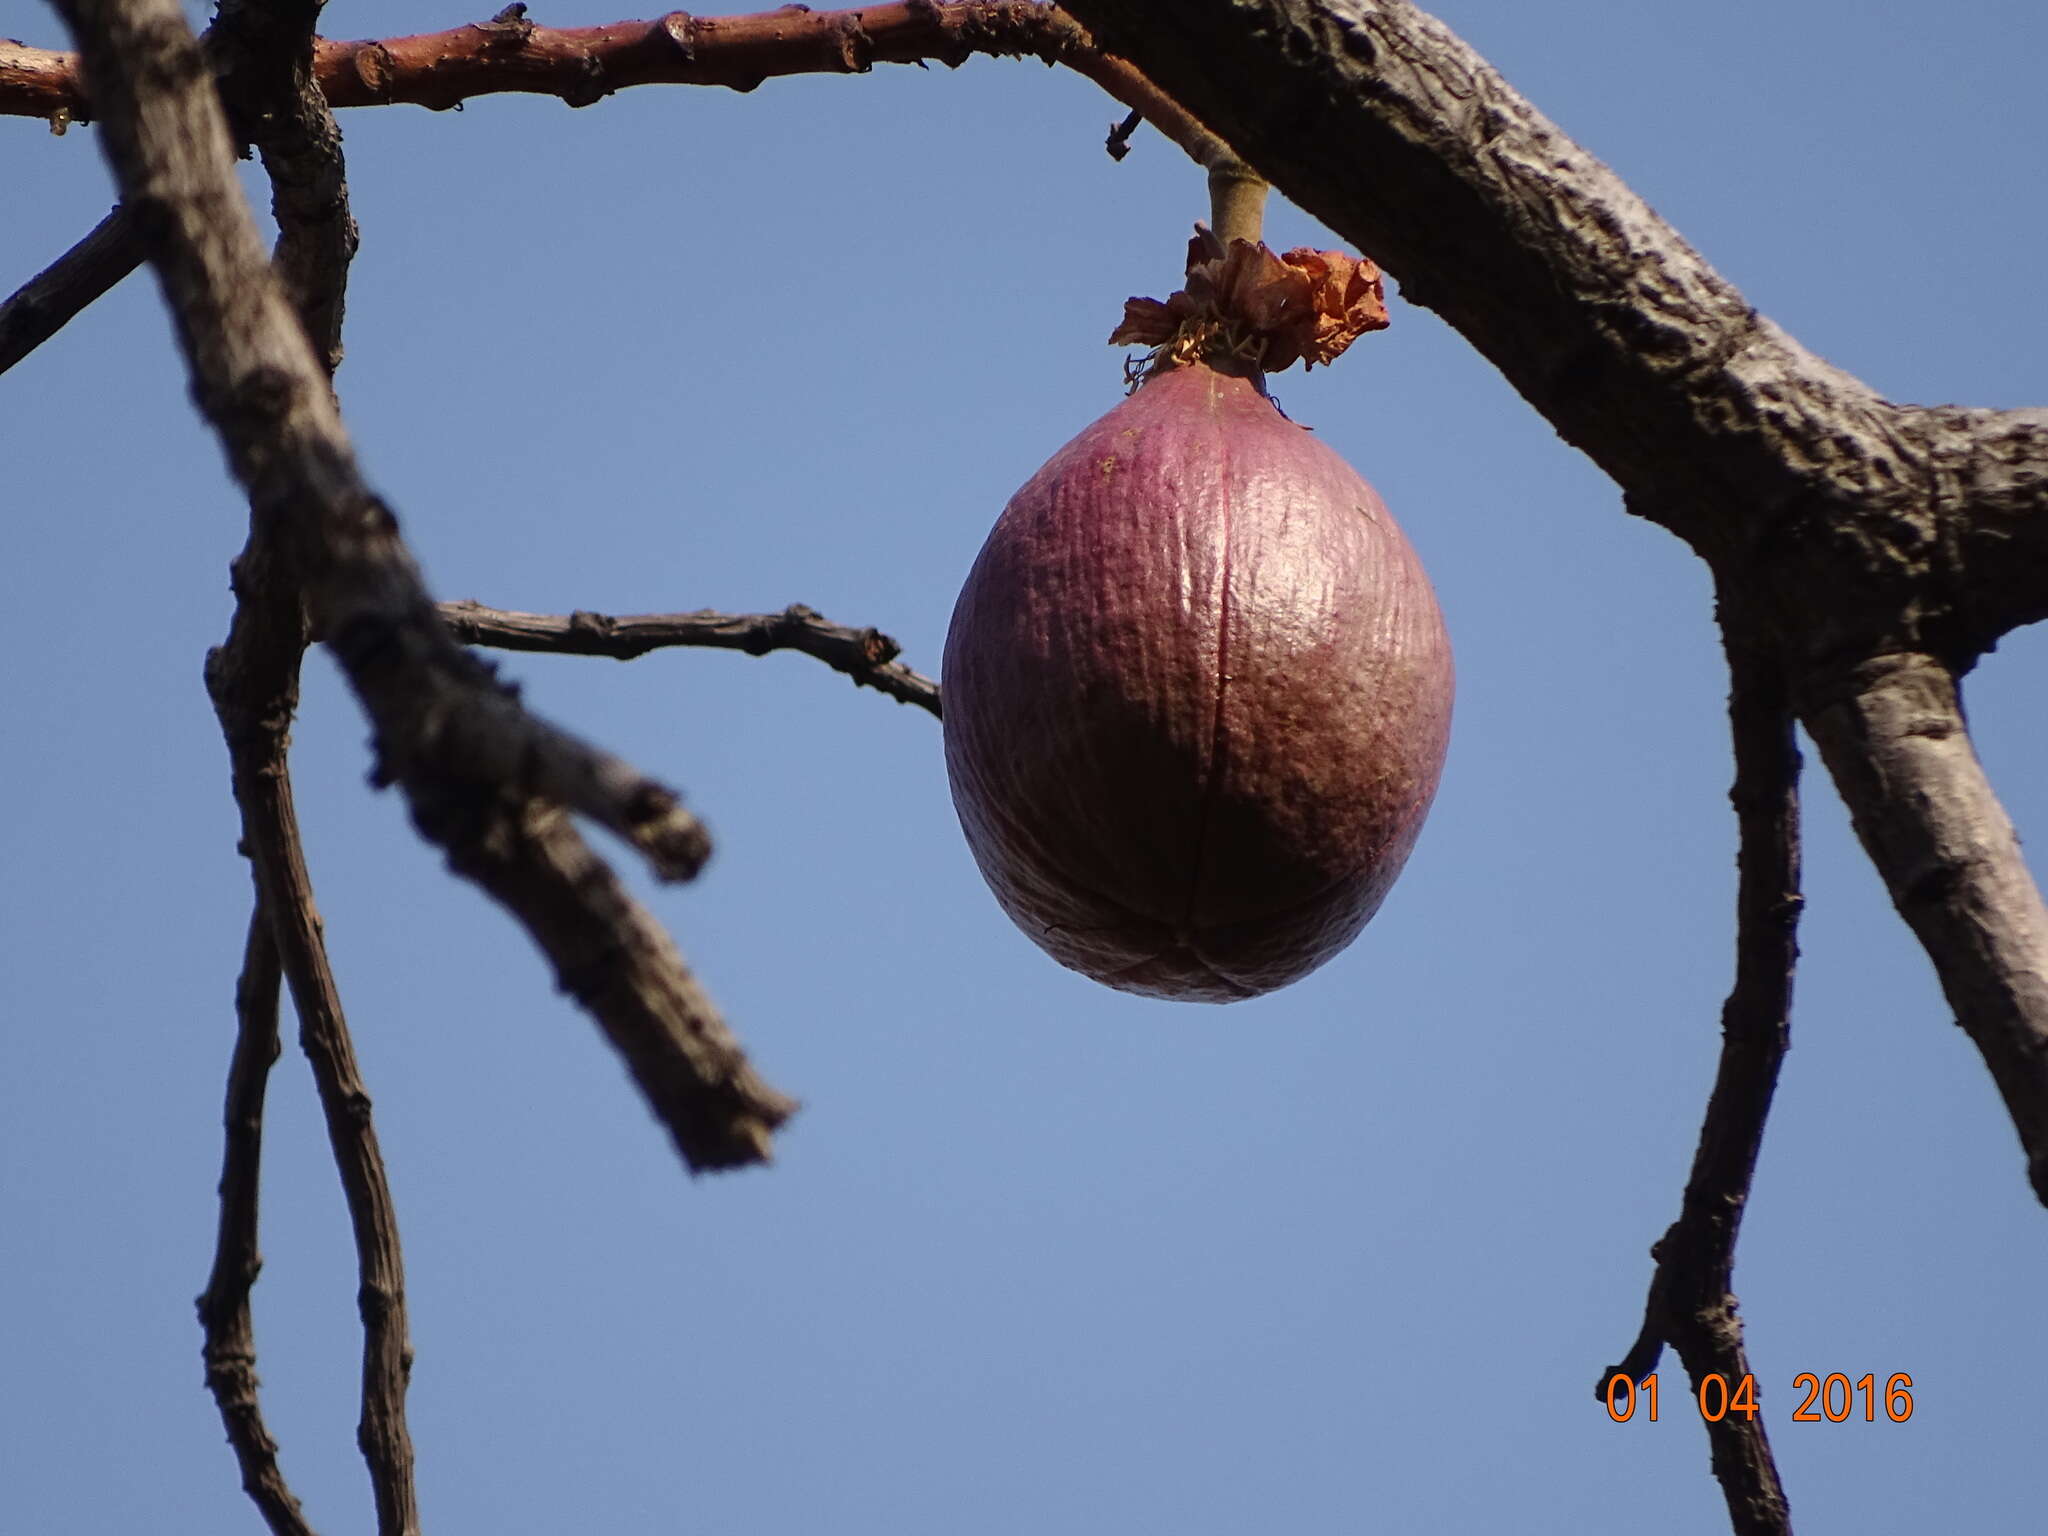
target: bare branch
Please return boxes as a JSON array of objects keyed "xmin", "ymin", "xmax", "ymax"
[
  {"xmin": 58, "ymin": 0, "xmax": 790, "ymax": 1168},
  {"xmin": 1802, "ymin": 653, "xmax": 2048, "ymax": 1202},
  {"xmin": 0, "ymin": 206, "xmax": 142, "ymax": 375},
  {"xmin": 208, "ymin": 459, "xmax": 422, "ymax": 1536},
  {"xmin": 54, "ymin": 0, "xmax": 701, "ymax": 881},
  {"xmin": 441, "ymin": 599, "xmax": 943, "ymax": 719},
  {"xmin": 208, "ymin": 549, "xmax": 423, "ymax": 1536},
  {"xmin": 194, "ymin": 2, "xmax": 420, "ymax": 1524},
  {"xmin": 3, "ymin": 7, "xmax": 1238, "ymax": 378},
  {"xmin": 209, "ymin": 0, "xmax": 359, "ymax": 374},
  {"xmin": 437, "ymin": 796, "xmax": 799, "ymax": 1169},
  {"xmin": 246, "ymin": 766, "xmax": 421, "ymax": 1536},
  {"xmin": 195, "ymin": 906, "xmax": 319, "ymax": 1536},
  {"xmin": 0, "ymin": 35, "xmax": 80, "ymax": 121},
  {"xmin": 1, "ymin": 0, "xmax": 360, "ymax": 377},
  {"xmin": 1600, "ymin": 634, "xmax": 1800, "ymax": 1536},
  {"xmin": 2, "ymin": 5, "xmax": 1247, "ymax": 170}
]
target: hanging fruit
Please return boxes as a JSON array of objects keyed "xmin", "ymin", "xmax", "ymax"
[{"xmin": 942, "ymin": 221, "xmax": 1452, "ymax": 1002}]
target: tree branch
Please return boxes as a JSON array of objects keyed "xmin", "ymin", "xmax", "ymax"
[
  {"xmin": 2, "ymin": 0, "xmax": 361, "ymax": 378},
  {"xmin": 209, "ymin": 0, "xmax": 359, "ymax": 375},
  {"xmin": 206, "ymin": 454, "xmax": 422, "ymax": 1535},
  {"xmin": 219, "ymin": 699, "xmax": 422, "ymax": 1536},
  {"xmin": 0, "ymin": 205, "xmax": 143, "ymax": 373},
  {"xmin": 3, "ymin": 5, "xmax": 1238, "ymax": 371},
  {"xmin": 57, "ymin": 0, "xmax": 791, "ymax": 1168},
  {"xmin": 1801, "ymin": 653, "xmax": 2048, "ymax": 1202},
  {"xmin": 435, "ymin": 795, "xmax": 799, "ymax": 1168},
  {"xmin": 1060, "ymin": 0, "xmax": 2048, "ymax": 1217},
  {"xmin": 2, "ymin": 0, "xmax": 358, "ymax": 382},
  {"xmin": 1600, "ymin": 633, "xmax": 1800, "ymax": 1536},
  {"xmin": 0, "ymin": 33, "xmax": 80, "ymax": 121},
  {"xmin": 2, "ymin": 3, "xmax": 1228, "ymax": 164},
  {"xmin": 440, "ymin": 599, "xmax": 943, "ymax": 719},
  {"xmin": 1929, "ymin": 406, "xmax": 2048, "ymax": 644},
  {"xmin": 195, "ymin": 907, "xmax": 319, "ymax": 1536},
  {"xmin": 1060, "ymin": 1, "xmax": 1921, "ymax": 564},
  {"xmin": 193, "ymin": 2, "xmax": 423, "ymax": 1526}
]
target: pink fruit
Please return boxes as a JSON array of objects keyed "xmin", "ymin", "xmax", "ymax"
[{"xmin": 942, "ymin": 356, "xmax": 1452, "ymax": 1002}]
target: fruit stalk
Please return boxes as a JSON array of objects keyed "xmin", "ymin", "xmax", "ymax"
[{"xmin": 1205, "ymin": 155, "xmax": 1268, "ymax": 253}]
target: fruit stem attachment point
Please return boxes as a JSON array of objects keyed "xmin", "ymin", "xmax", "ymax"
[{"xmin": 1206, "ymin": 157, "xmax": 1268, "ymax": 252}]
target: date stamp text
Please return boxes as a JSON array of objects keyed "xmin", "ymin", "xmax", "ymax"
[{"xmin": 1605, "ymin": 1373, "xmax": 1914, "ymax": 1424}]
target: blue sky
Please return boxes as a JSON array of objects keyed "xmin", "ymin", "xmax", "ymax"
[{"xmin": 4, "ymin": 1, "xmax": 2046, "ymax": 1531}]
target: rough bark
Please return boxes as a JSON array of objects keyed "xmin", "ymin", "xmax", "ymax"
[
  {"xmin": 1803, "ymin": 654, "xmax": 2048, "ymax": 1201},
  {"xmin": 1058, "ymin": 0, "xmax": 2048, "ymax": 1200}
]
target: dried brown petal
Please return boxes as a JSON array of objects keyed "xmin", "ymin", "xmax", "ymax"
[
  {"xmin": 1109, "ymin": 296, "xmax": 1178, "ymax": 349},
  {"xmin": 1279, "ymin": 247, "xmax": 1390, "ymax": 368},
  {"xmin": 1113, "ymin": 227, "xmax": 1391, "ymax": 377}
]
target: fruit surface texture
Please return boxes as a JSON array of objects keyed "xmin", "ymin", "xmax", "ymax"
[{"xmin": 943, "ymin": 364, "xmax": 1453, "ymax": 1002}]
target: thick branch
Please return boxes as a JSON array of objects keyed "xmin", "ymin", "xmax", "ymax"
[
  {"xmin": 1802, "ymin": 654, "xmax": 2048, "ymax": 1202},
  {"xmin": 441, "ymin": 599, "xmax": 943, "ymax": 719},
  {"xmin": 1927, "ymin": 406, "xmax": 2048, "ymax": 644},
  {"xmin": 59, "ymin": 0, "xmax": 791, "ymax": 1168},
  {"xmin": 1062, "ymin": 0, "xmax": 2048, "ymax": 1228},
  {"xmin": 1600, "ymin": 635, "xmax": 1799, "ymax": 1536},
  {"xmin": 1055, "ymin": 1, "xmax": 1957, "ymax": 582},
  {"xmin": 195, "ymin": 907, "xmax": 318, "ymax": 1536}
]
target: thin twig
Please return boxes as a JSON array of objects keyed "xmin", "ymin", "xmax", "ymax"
[
  {"xmin": 1599, "ymin": 633, "xmax": 1800, "ymax": 1536},
  {"xmin": 208, "ymin": 482, "xmax": 423, "ymax": 1536},
  {"xmin": 195, "ymin": 906, "xmax": 318, "ymax": 1536},
  {"xmin": 1063, "ymin": 46, "xmax": 1232, "ymax": 170},
  {"xmin": 0, "ymin": 206, "xmax": 142, "ymax": 375},
  {"xmin": 195, "ymin": 2, "xmax": 422, "ymax": 1528},
  {"xmin": 209, "ymin": 536, "xmax": 423, "ymax": 1535},
  {"xmin": 258, "ymin": 760, "xmax": 420, "ymax": 1536},
  {"xmin": 440, "ymin": 599, "xmax": 942, "ymax": 719},
  {"xmin": 1105, "ymin": 106, "xmax": 1141, "ymax": 160}
]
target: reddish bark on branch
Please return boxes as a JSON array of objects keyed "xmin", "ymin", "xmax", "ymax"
[{"xmin": 1, "ymin": 2, "xmax": 1229, "ymax": 168}]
